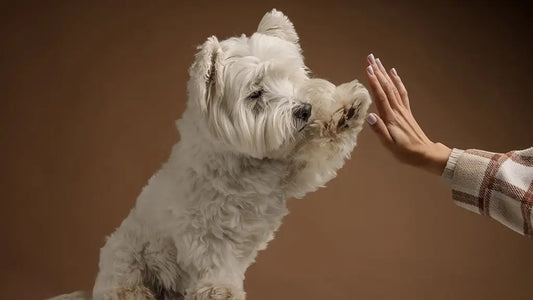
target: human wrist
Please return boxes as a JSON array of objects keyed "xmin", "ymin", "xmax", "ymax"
[{"xmin": 423, "ymin": 142, "xmax": 452, "ymax": 175}]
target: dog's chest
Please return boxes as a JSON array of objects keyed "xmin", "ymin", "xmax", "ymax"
[
  {"xmin": 190, "ymin": 155, "xmax": 291, "ymax": 258},
  {"xmin": 215, "ymin": 193, "xmax": 289, "ymax": 260}
]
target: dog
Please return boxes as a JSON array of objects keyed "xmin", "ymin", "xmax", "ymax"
[{"xmin": 50, "ymin": 9, "xmax": 370, "ymax": 300}]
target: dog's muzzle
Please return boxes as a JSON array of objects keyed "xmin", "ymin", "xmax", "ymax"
[{"xmin": 293, "ymin": 103, "xmax": 312, "ymax": 122}]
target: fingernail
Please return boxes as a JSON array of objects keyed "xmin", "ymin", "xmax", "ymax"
[
  {"xmin": 367, "ymin": 65, "xmax": 374, "ymax": 76},
  {"xmin": 366, "ymin": 113, "xmax": 377, "ymax": 125},
  {"xmin": 376, "ymin": 58, "xmax": 383, "ymax": 68},
  {"xmin": 368, "ymin": 53, "xmax": 375, "ymax": 64},
  {"xmin": 391, "ymin": 68, "xmax": 398, "ymax": 77}
]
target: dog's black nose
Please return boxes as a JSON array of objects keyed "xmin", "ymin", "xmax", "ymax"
[{"xmin": 294, "ymin": 103, "xmax": 312, "ymax": 122}]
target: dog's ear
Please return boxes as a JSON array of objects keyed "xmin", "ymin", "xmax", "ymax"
[
  {"xmin": 189, "ymin": 36, "xmax": 225, "ymax": 114},
  {"xmin": 257, "ymin": 9, "xmax": 299, "ymax": 45}
]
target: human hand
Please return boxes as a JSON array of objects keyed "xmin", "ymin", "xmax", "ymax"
[{"xmin": 364, "ymin": 54, "xmax": 451, "ymax": 175}]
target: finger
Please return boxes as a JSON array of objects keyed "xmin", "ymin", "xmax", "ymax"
[
  {"xmin": 372, "ymin": 58, "xmax": 402, "ymax": 109},
  {"xmin": 389, "ymin": 68, "xmax": 410, "ymax": 109},
  {"xmin": 375, "ymin": 58, "xmax": 402, "ymax": 107},
  {"xmin": 365, "ymin": 64, "xmax": 394, "ymax": 121},
  {"xmin": 365, "ymin": 113, "xmax": 393, "ymax": 144},
  {"xmin": 367, "ymin": 53, "xmax": 375, "ymax": 65}
]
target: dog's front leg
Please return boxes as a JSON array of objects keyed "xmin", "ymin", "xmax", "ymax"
[
  {"xmin": 185, "ymin": 281, "xmax": 244, "ymax": 300},
  {"xmin": 183, "ymin": 268, "xmax": 245, "ymax": 300},
  {"xmin": 285, "ymin": 79, "xmax": 371, "ymax": 198},
  {"xmin": 178, "ymin": 232, "xmax": 246, "ymax": 300},
  {"xmin": 92, "ymin": 231, "xmax": 158, "ymax": 300}
]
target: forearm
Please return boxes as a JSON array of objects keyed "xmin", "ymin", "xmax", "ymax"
[
  {"xmin": 363, "ymin": 54, "xmax": 532, "ymax": 237},
  {"xmin": 442, "ymin": 147, "xmax": 533, "ymax": 237}
]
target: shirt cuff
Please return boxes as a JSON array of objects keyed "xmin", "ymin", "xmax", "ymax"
[{"xmin": 441, "ymin": 148, "xmax": 465, "ymax": 185}]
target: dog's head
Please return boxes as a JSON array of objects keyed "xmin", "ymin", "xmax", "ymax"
[{"xmin": 187, "ymin": 9, "xmax": 311, "ymax": 158}]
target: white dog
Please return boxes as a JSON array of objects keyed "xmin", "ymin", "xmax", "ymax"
[{"xmin": 51, "ymin": 9, "xmax": 370, "ymax": 300}]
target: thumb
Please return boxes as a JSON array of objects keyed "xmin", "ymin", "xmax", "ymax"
[{"xmin": 366, "ymin": 113, "xmax": 393, "ymax": 144}]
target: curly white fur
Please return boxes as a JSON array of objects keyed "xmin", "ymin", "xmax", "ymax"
[{"xmin": 50, "ymin": 9, "xmax": 370, "ymax": 300}]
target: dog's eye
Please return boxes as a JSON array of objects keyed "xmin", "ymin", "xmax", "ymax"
[{"xmin": 249, "ymin": 89, "xmax": 263, "ymax": 100}]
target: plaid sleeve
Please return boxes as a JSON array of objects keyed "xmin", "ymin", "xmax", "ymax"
[{"xmin": 442, "ymin": 147, "xmax": 533, "ymax": 237}]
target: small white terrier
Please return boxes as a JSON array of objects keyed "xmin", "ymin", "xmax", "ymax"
[{"xmin": 51, "ymin": 9, "xmax": 370, "ymax": 300}]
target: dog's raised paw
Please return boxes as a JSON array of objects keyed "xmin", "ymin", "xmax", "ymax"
[
  {"xmin": 302, "ymin": 79, "xmax": 370, "ymax": 137},
  {"xmin": 329, "ymin": 80, "xmax": 370, "ymax": 135},
  {"xmin": 338, "ymin": 102, "xmax": 362, "ymax": 129},
  {"xmin": 326, "ymin": 101, "xmax": 363, "ymax": 135}
]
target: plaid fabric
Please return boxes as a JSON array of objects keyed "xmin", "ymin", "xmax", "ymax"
[{"xmin": 442, "ymin": 147, "xmax": 533, "ymax": 237}]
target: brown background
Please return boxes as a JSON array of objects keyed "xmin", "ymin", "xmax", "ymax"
[{"xmin": 1, "ymin": 1, "xmax": 532, "ymax": 299}]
